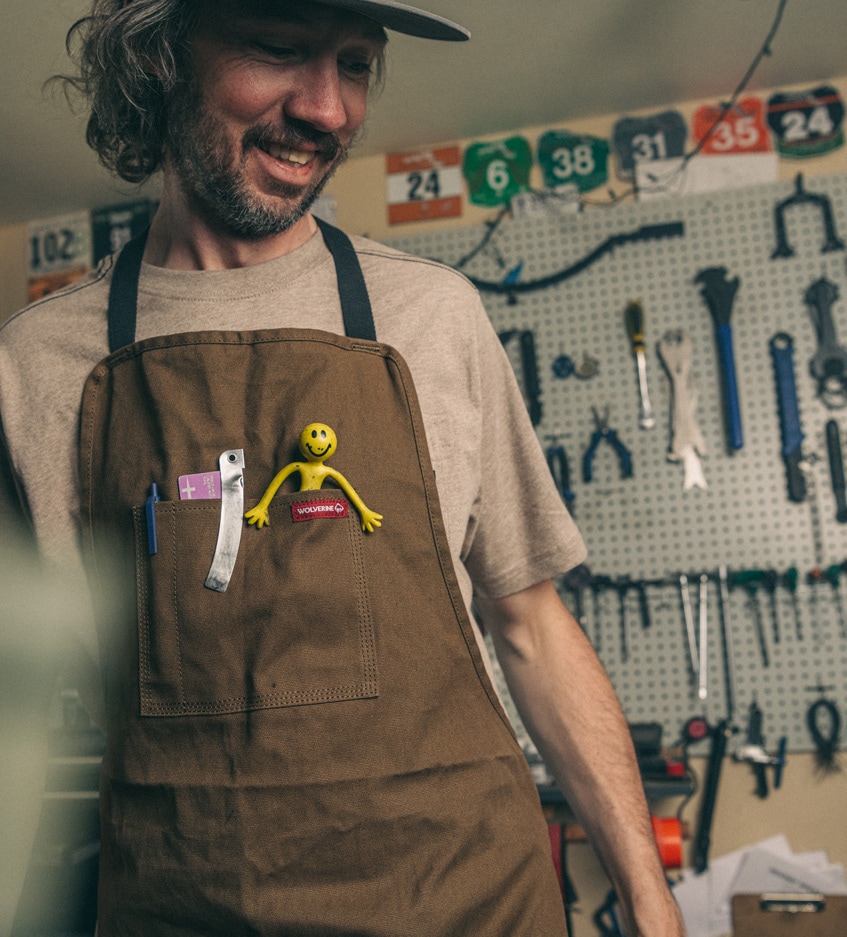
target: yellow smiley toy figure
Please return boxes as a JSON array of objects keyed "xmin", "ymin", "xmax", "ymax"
[{"xmin": 244, "ymin": 423, "xmax": 383, "ymax": 533}]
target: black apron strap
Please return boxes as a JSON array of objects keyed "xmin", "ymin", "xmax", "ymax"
[
  {"xmin": 314, "ymin": 217, "xmax": 377, "ymax": 342},
  {"xmin": 106, "ymin": 219, "xmax": 377, "ymax": 353},
  {"xmin": 107, "ymin": 229, "xmax": 148, "ymax": 354}
]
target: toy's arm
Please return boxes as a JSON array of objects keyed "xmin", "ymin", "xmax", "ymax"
[
  {"xmin": 325, "ymin": 469, "xmax": 383, "ymax": 533},
  {"xmin": 244, "ymin": 463, "xmax": 300, "ymax": 528}
]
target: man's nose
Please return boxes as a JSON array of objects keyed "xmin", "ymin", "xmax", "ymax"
[{"xmin": 284, "ymin": 58, "xmax": 349, "ymax": 133}]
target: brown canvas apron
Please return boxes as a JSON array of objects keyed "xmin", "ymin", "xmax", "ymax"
[{"xmin": 78, "ymin": 221, "xmax": 567, "ymax": 936}]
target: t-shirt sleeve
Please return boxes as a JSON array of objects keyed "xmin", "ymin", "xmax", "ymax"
[{"xmin": 461, "ymin": 300, "xmax": 587, "ymax": 599}]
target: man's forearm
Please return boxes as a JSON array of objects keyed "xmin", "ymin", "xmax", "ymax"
[{"xmin": 477, "ymin": 580, "xmax": 685, "ymax": 937}]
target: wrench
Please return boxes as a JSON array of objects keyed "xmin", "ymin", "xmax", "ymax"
[
  {"xmin": 658, "ymin": 329, "xmax": 707, "ymax": 490},
  {"xmin": 679, "ymin": 574, "xmax": 700, "ymax": 679},
  {"xmin": 696, "ymin": 267, "xmax": 743, "ymax": 451},
  {"xmin": 806, "ymin": 277, "xmax": 847, "ymax": 409},
  {"xmin": 698, "ymin": 574, "xmax": 709, "ymax": 702}
]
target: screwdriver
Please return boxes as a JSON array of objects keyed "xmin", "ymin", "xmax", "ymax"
[{"xmin": 624, "ymin": 301, "xmax": 655, "ymax": 430}]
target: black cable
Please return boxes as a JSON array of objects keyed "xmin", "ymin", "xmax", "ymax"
[{"xmin": 685, "ymin": 0, "xmax": 789, "ymax": 165}]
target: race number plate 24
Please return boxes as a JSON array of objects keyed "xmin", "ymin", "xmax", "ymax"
[
  {"xmin": 767, "ymin": 84, "xmax": 845, "ymax": 159},
  {"xmin": 386, "ymin": 146, "xmax": 463, "ymax": 224}
]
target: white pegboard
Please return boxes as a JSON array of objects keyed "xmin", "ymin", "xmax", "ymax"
[{"xmin": 387, "ymin": 172, "xmax": 847, "ymax": 754}]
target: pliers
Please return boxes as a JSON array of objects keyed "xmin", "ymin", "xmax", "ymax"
[{"xmin": 582, "ymin": 407, "xmax": 634, "ymax": 482}]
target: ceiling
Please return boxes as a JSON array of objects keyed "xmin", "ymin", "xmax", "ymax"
[{"xmin": 2, "ymin": 0, "xmax": 847, "ymax": 227}]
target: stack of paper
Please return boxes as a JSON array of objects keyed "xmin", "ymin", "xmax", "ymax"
[{"xmin": 673, "ymin": 835, "xmax": 847, "ymax": 937}]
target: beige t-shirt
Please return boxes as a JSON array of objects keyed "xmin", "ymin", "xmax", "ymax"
[{"xmin": 0, "ymin": 227, "xmax": 585, "ymax": 669}]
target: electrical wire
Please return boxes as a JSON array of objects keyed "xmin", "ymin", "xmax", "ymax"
[{"xmin": 448, "ymin": 0, "xmax": 792, "ymax": 284}]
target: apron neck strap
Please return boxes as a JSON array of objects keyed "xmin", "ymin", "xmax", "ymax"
[{"xmin": 106, "ymin": 218, "xmax": 377, "ymax": 353}]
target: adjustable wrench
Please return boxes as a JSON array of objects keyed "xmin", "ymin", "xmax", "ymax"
[{"xmin": 806, "ymin": 277, "xmax": 847, "ymax": 409}]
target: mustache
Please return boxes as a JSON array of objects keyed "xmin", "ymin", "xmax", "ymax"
[{"xmin": 246, "ymin": 121, "xmax": 344, "ymax": 161}]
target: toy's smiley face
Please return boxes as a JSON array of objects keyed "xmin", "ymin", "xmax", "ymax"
[{"xmin": 299, "ymin": 423, "xmax": 337, "ymax": 462}]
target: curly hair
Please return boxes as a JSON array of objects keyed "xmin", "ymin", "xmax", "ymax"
[
  {"xmin": 55, "ymin": 0, "xmax": 387, "ymax": 186},
  {"xmin": 55, "ymin": 0, "xmax": 199, "ymax": 183}
]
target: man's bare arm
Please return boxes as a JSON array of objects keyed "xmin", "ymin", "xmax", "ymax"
[{"xmin": 476, "ymin": 579, "xmax": 685, "ymax": 937}]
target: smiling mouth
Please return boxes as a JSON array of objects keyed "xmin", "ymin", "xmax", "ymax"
[{"xmin": 261, "ymin": 142, "xmax": 315, "ymax": 166}]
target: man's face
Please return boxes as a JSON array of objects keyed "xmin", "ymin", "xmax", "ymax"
[{"xmin": 165, "ymin": 0, "xmax": 386, "ymax": 239}]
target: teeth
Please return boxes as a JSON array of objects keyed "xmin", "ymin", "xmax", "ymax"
[{"xmin": 265, "ymin": 143, "xmax": 312, "ymax": 165}]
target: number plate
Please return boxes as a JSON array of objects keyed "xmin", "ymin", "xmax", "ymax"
[
  {"xmin": 537, "ymin": 131, "xmax": 609, "ymax": 193},
  {"xmin": 767, "ymin": 84, "xmax": 845, "ymax": 158},
  {"xmin": 386, "ymin": 146, "xmax": 463, "ymax": 224},
  {"xmin": 462, "ymin": 136, "xmax": 533, "ymax": 207},
  {"xmin": 612, "ymin": 110, "xmax": 688, "ymax": 180},
  {"xmin": 27, "ymin": 210, "xmax": 92, "ymax": 277},
  {"xmin": 692, "ymin": 96, "xmax": 772, "ymax": 155}
]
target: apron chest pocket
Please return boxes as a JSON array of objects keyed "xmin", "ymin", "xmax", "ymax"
[{"xmin": 133, "ymin": 492, "xmax": 378, "ymax": 716}]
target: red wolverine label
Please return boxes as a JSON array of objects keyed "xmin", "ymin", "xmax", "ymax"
[{"xmin": 291, "ymin": 499, "xmax": 349, "ymax": 522}]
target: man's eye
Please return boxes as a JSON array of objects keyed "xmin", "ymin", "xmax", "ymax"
[
  {"xmin": 254, "ymin": 44, "xmax": 296, "ymax": 59},
  {"xmin": 342, "ymin": 60, "xmax": 373, "ymax": 77}
]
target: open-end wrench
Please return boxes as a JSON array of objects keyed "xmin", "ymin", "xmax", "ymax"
[
  {"xmin": 696, "ymin": 267, "xmax": 743, "ymax": 451},
  {"xmin": 806, "ymin": 277, "xmax": 847, "ymax": 409},
  {"xmin": 658, "ymin": 329, "xmax": 707, "ymax": 490},
  {"xmin": 624, "ymin": 301, "xmax": 655, "ymax": 429}
]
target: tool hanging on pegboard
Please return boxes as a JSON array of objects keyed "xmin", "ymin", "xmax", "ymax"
[
  {"xmin": 769, "ymin": 332, "xmax": 808, "ymax": 503},
  {"xmin": 806, "ymin": 277, "xmax": 847, "ymax": 409},
  {"xmin": 825, "ymin": 419, "xmax": 847, "ymax": 522},
  {"xmin": 498, "ymin": 328, "xmax": 543, "ymax": 426},
  {"xmin": 696, "ymin": 266, "xmax": 744, "ymax": 453},
  {"xmin": 732, "ymin": 698, "xmax": 787, "ymax": 799},
  {"xmin": 658, "ymin": 328, "xmax": 707, "ymax": 491},
  {"xmin": 806, "ymin": 686, "xmax": 842, "ymax": 775},
  {"xmin": 624, "ymin": 301, "xmax": 655, "ymax": 430},
  {"xmin": 771, "ymin": 173, "xmax": 845, "ymax": 259},
  {"xmin": 582, "ymin": 407, "xmax": 633, "ymax": 482}
]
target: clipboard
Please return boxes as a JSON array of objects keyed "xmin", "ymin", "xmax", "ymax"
[{"xmin": 732, "ymin": 893, "xmax": 847, "ymax": 936}]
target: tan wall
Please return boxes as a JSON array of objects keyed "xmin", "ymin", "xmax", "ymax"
[
  {"xmin": 327, "ymin": 75, "xmax": 847, "ymax": 242},
  {"xmin": 2, "ymin": 75, "xmax": 847, "ymax": 935}
]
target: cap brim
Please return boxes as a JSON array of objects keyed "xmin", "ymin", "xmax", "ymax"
[{"xmin": 314, "ymin": 0, "xmax": 470, "ymax": 40}]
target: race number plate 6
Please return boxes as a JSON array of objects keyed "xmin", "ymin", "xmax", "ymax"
[{"xmin": 462, "ymin": 136, "xmax": 533, "ymax": 207}]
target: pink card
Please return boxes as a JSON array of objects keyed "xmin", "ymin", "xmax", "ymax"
[{"xmin": 178, "ymin": 471, "xmax": 221, "ymax": 500}]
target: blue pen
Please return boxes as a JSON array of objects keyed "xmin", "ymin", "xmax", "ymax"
[{"xmin": 146, "ymin": 483, "xmax": 160, "ymax": 554}]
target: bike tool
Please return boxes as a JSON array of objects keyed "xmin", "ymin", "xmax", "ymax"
[
  {"xmin": 729, "ymin": 569, "xmax": 771, "ymax": 668},
  {"xmin": 696, "ymin": 266, "xmax": 743, "ymax": 452},
  {"xmin": 823, "ymin": 564, "xmax": 847, "ymax": 639},
  {"xmin": 624, "ymin": 301, "xmax": 655, "ymax": 430},
  {"xmin": 761, "ymin": 570, "xmax": 781, "ymax": 646},
  {"xmin": 205, "ymin": 449, "xmax": 246, "ymax": 593},
  {"xmin": 769, "ymin": 333, "xmax": 807, "ymax": 503},
  {"xmin": 733, "ymin": 698, "xmax": 787, "ymax": 799},
  {"xmin": 782, "ymin": 566, "xmax": 804, "ymax": 641},
  {"xmin": 499, "ymin": 329, "xmax": 543, "ymax": 426},
  {"xmin": 682, "ymin": 564, "xmax": 739, "ymax": 874},
  {"xmin": 825, "ymin": 419, "xmax": 847, "ymax": 522},
  {"xmin": 806, "ymin": 277, "xmax": 847, "ymax": 409},
  {"xmin": 678, "ymin": 574, "xmax": 700, "ymax": 683},
  {"xmin": 582, "ymin": 407, "xmax": 633, "ymax": 483},
  {"xmin": 658, "ymin": 329, "xmax": 707, "ymax": 491},
  {"xmin": 545, "ymin": 435, "xmax": 576, "ymax": 516},
  {"xmin": 615, "ymin": 576, "xmax": 633, "ymax": 663},
  {"xmin": 562, "ymin": 563, "xmax": 592, "ymax": 636},
  {"xmin": 589, "ymin": 573, "xmax": 614, "ymax": 653},
  {"xmin": 771, "ymin": 173, "xmax": 845, "ymax": 260}
]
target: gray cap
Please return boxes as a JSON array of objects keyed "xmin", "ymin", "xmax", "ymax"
[{"xmin": 312, "ymin": 0, "xmax": 469, "ymax": 40}]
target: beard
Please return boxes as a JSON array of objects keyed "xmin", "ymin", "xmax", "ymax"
[{"xmin": 165, "ymin": 81, "xmax": 353, "ymax": 240}]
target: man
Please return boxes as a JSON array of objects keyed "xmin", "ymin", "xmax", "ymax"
[{"xmin": 0, "ymin": 0, "xmax": 685, "ymax": 933}]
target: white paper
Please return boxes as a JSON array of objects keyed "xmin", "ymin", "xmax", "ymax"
[{"xmin": 636, "ymin": 153, "xmax": 778, "ymax": 201}]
